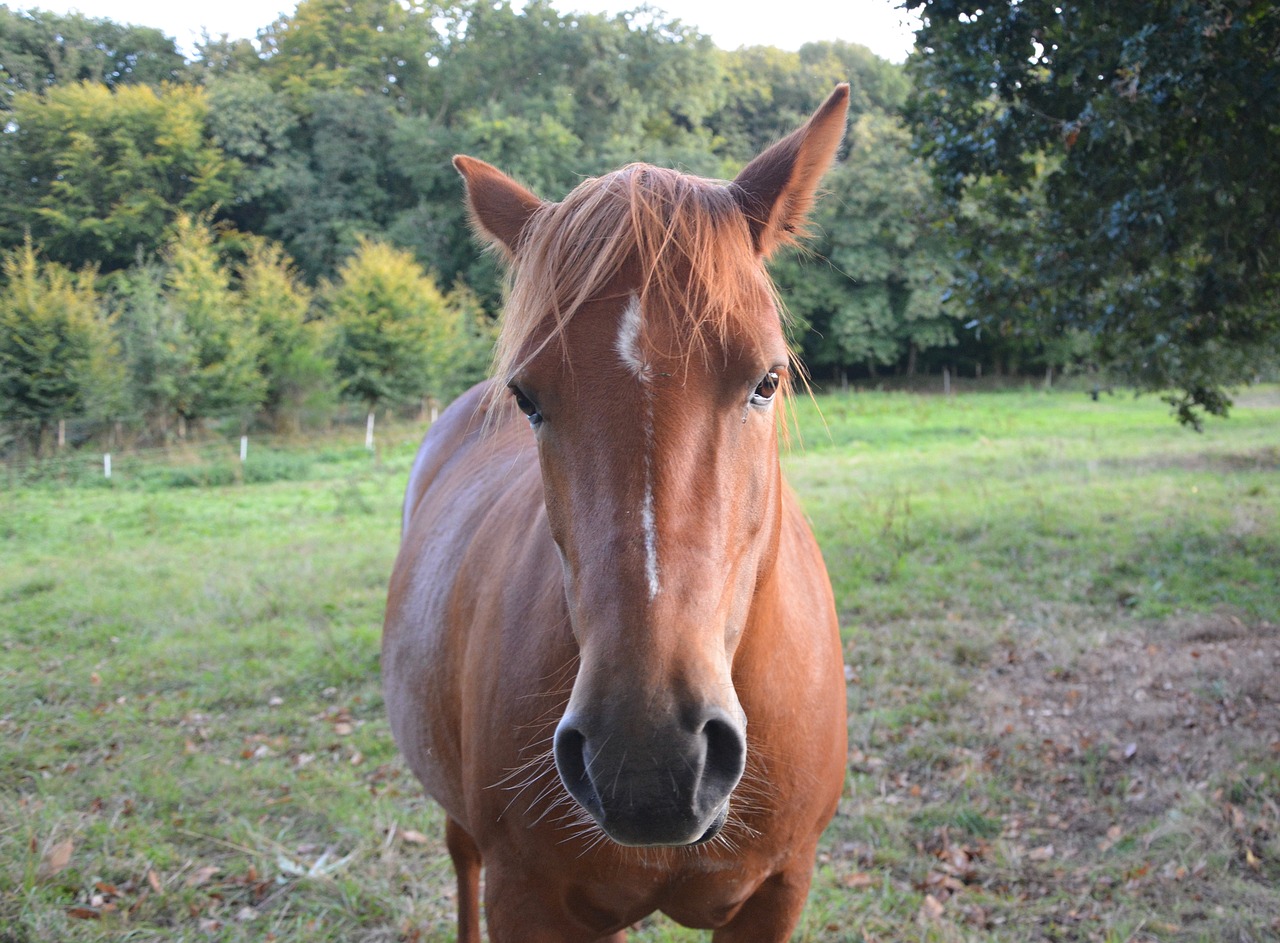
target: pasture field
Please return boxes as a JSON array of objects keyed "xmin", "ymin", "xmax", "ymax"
[{"xmin": 2, "ymin": 387, "xmax": 1278, "ymax": 942}]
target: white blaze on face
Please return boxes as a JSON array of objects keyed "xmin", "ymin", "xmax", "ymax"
[
  {"xmin": 614, "ymin": 294, "xmax": 647, "ymax": 379},
  {"xmin": 615, "ymin": 294, "xmax": 660, "ymax": 600}
]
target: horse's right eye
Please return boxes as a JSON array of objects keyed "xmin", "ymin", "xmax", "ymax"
[{"xmin": 508, "ymin": 384, "xmax": 542, "ymax": 427}]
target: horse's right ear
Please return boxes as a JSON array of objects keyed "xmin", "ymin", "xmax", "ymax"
[
  {"xmin": 731, "ymin": 84, "xmax": 850, "ymax": 258},
  {"xmin": 453, "ymin": 155, "xmax": 544, "ymax": 259}
]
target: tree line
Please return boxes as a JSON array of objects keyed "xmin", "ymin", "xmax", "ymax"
[{"xmin": 2, "ymin": 0, "xmax": 1276, "ymax": 453}]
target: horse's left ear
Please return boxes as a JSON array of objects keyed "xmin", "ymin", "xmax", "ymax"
[
  {"xmin": 731, "ymin": 84, "xmax": 850, "ymax": 258},
  {"xmin": 453, "ymin": 155, "xmax": 545, "ymax": 259}
]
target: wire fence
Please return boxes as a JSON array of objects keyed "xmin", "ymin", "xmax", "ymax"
[{"xmin": 1, "ymin": 415, "xmax": 434, "ymax": 490}]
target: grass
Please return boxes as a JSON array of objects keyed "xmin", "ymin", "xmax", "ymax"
[{"xmin": 2, "ymin": 386, "xmax": 1278, "ymax": 942}]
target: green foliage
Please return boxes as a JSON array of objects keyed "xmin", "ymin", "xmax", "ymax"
[
  {"xmin": 202, "ymin": 73, "xmax": 299, "ymax": 231},
  {"xmin": 238, "ymin": 238, "xmax": 333, "ymax": 430},
  {"xmin": 0, "ymin": 6, "xmax": 185, "ymax": 103},
  {"xmin": 111, "ymin": 261, "xmax": 195, "ymax": 438},
  {"xmin": 324, "ymin": 238, "xmax": 469, "ymax": 408},
  {"xmin": 0, "ymin": 239, "xmax": 122, "ymax": 452},
  {"xmin": 712, "ymin": 40, "xmax": 909, "ymax": 162},
  {"xmin": 774, "ymin": 111, "xmax": 956, "ymax": 375},
  {"xmin": 267, "ymin": 89, "xmax": 407, "ymax": 279},
  {"xmin": 907, "ymin": 0, "xmax": 1280, "ymax": 424},
  {"xmin": 0, "ymin": 82, "xmax": 242, "ymax": 271},
  {"xmin": 258, "ymin": 0, "xmax": 445, "ymax": 110},
  {"xmin": 162, "ymin": 215, "xmax": 266, "ymax": 423},
  {"xmin": 0, "ymin": 0, "xmax": 1047, "ymax": 439}
]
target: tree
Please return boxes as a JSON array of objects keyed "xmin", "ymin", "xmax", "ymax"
[
  {"xmin": 266, "ymin": 89, "xmax": 407, "ymax": 279},
  {"xmin": 0, "ymin": 239, "xmax": 122, "ymax": 453},
  {"xmin": 711, "ymin": 41, "xmax": 908, "ymax": 163},
  {"xmin": 161, "ymin": 214, "xmax": 265, "ymax": 430},
  {"xmin": 202, "ymin": 74, "xmax": 299, "ymax": 234},
  {"xmin": 324, "ymin": 238, "xmax": 472, "ymax": 413},
  {"xmin": 257, "ymin": 0, "xmax": 445, "ymax": 111},
  {"xmin": 0, "ymin": 7, "xmax": 185, "ymax": 105},
  {"xmin": 112, "ymin": 260, "xmax": 196, "ymax": 440},
  {"xmin": 0, "ymin": 82, "xmax": 242, "ymax": 271},
  {"xmin": 237, "ymin": 238, "xmax": 333, "ymax": 430},
  {"xmin": 907, "ymin": 0, "xmax": 1280, "ymax": 424}
]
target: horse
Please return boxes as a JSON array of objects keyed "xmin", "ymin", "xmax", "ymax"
[{"xmin": 383, "ymin": 85, "xmax": 850, "ymax": 942}]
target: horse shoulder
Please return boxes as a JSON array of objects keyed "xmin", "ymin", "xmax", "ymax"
[{"xmin": 384, "ymin": 381, "xmax": 544, "ymax": 818}]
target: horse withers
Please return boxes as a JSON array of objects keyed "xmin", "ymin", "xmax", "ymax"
[{"xmin": 383, "ymin": 85, "xmax": 850, "ymax": 942}]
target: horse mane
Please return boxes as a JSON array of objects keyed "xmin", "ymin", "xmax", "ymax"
[{"xmin": 491, "ymin": 164, "xmax": 788, "ymax": 390}]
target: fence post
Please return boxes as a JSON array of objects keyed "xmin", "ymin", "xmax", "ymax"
[
  {"xmin": 240, "ymin": 435, "xmax": 248, "ymax": 463},
  {"xmin": 366, "ymin": 411, "xmax": 375, "ymax": 451},
  {"xmin": 104, "ymin": 453, "xmax": 112, "ymax": 479}
]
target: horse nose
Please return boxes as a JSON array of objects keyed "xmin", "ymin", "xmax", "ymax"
[{"xmin": 553, "ymin": 706, "xmax": 747, "ymax": 847}]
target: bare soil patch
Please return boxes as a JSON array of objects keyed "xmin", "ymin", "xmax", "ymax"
[{"xmin": 977, "ymin": 611, "xmax": 1280, "ymax": 792}]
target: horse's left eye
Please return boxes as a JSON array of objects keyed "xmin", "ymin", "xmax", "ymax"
[
  {"xmin": 508, "ymin": 384, "xmax": 542, "ymax": 426},
  {"xmin": 751, "ymin": 371, "xmax": 781, "ymax": 406}
]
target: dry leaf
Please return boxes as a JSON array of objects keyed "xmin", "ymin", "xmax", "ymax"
[
  {"xmin": 147, "ymin": 869, "xmax": 163, "ymax": 893},
  {"xmin": 66, "ymin": 906, "xmax": 100, "ymax": 920},
  {"xmin": 841, "ymin": 871, "xmax": 876, "ymax": 889},
  {"xmin": 185, "ymin": 865, "xmax": 220, "ymax": 888},
  {"xmin": 918, "ymin": 893, "xmax": 945, "ymax": 922},
  {"xmin": 400, "ymin": 829, "xmax": 430, "ymax": 845},
  {"xmin": 38, "ymin": 838, "xmax": 74, "ymax": 879}
]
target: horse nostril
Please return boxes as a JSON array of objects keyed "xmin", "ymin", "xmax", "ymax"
[
  {"xmin": 554, "ymin": 725, "xmax": 586, "ymax": 785},
  {"xmin": 700, "ymin": 713, "xmax": 747, "ymax": 795}
]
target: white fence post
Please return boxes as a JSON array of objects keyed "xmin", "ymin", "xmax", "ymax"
[
  {"xmin": 240, "ymin": 435, "xmax": 248, "ymax": 462},
  {"xmin": 104, "ymin": 453, "xmax": 112, "ymax": 479}
]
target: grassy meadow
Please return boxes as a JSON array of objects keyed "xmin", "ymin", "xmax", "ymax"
[{"xmin": 2, "ymin": 386, "xmax": 1278, "ymax": 942}]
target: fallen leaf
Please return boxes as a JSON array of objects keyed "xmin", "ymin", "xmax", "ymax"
[
  {"xmin": 38, "ymin": 839, "xmax": 74, "ymax": 880},
  {"xmin": 147, "ymin": 869, "xmax": 163, "ymax": 893},
  {"xmin": 918, "ymin": 893, "xmax": 945, "ymax": 922},
  {"xmin": 66, "ymin": 906, "xmax": 100, "ymax": 920},
  {"xmin": 185, "ymin": 865, "xmax": 220, "ymax": 888},
  {"xmin": 400, "ymin": 829, "xmax": 430, "ymax": 845},
  {"xmin": 1027, "ymin": 844, "xmax": 1055, "ymax": 862},
  {"xmin": 841, "ymin": 871, "xmax": 876, "ymax": 889}
]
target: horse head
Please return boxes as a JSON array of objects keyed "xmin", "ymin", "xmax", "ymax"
[{"xmin": 452, "ymin": 85, "xmax": 849, "ymax": 847}]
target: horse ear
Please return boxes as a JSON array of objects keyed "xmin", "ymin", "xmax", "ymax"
[
  {"xmin": 453, "ymin": 155, "xmax": 544, "ymax": 258},
  {"xmin": 731, "ymin": 84, "xmax": 850, "ymax": 258}
]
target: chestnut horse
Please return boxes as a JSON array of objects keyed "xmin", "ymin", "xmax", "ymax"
[{"xmin": 383, "ymin": 86, "xmax": 849, "ymax": 942}]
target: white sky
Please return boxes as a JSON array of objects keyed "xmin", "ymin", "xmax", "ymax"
[{"xmin": 22, "ymin": 0, "xmax": 920, "ymax": 63}]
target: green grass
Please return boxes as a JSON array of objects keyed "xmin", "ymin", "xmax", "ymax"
[{"xmin": 2, "ymin": 387, "xmax": 1278, "ymax": 941}]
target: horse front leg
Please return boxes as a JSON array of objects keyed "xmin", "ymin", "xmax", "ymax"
[
  {"xmin": 710, "ymin": 867, "xmax": 813, "ymax": 943},
  {"xmin": 445, "ymin": 817, "xmax": 483, "ymax": 943}
]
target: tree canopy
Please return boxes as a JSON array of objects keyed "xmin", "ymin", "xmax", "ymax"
[
  {"xmin": 3, "ymin": 0, "xmax": 1276, "ymax": 449},
  {"xmin": 907, "ymin": 0, "xmax": 1280, "ymax": 423}
]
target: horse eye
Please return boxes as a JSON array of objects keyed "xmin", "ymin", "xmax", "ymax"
[
  {"xmin": 752, "ymin": 371, "xmax": 781, "ymax": 405},
  {"xmin": 508, "ymin": 384, "xmax": 542, "ymax": 426}
]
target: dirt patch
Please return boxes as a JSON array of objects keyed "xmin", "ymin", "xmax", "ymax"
[{"xmin": 977, "ymin": 611, "xmax": 1280, "ymax": 786}]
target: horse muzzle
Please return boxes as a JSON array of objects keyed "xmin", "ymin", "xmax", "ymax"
[{"xmin": 553, "ymin": 706, "xmax": 746, "ymax": 847}]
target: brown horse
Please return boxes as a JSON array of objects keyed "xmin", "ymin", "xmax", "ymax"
[{"xmin": 383, "ymin": 86, "xmax": 850, "ymax": 942}]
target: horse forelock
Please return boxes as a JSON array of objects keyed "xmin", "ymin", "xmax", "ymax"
[{"xmin": 491, "ymin": 164, "xmax": 789, "ymax": 395}]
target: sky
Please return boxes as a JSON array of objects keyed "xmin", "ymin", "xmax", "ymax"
[{"xmin": 24, "ymin": 0, "xmax": 920, "ymax": 63}]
